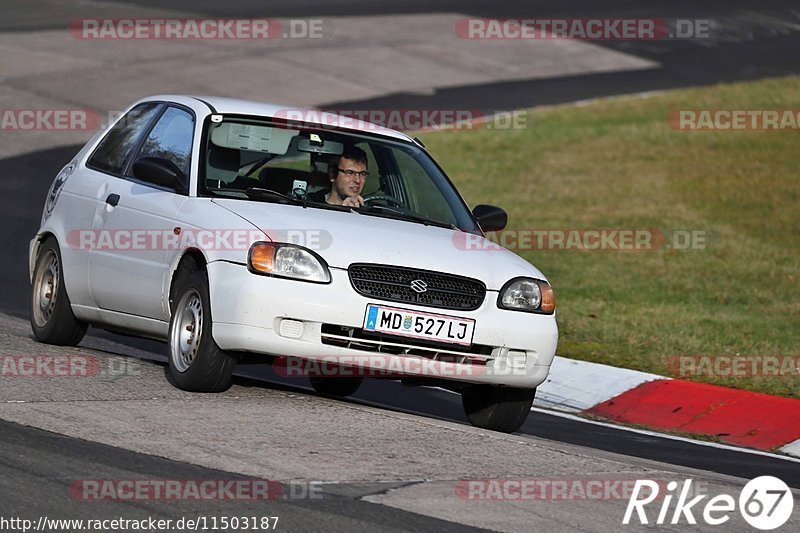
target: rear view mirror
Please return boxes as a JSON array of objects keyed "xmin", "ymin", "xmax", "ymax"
[
  {"xmin": 297, "ymin": 137, "xmax": 343, "ymax": 155},
  {"xmin": 472, "ymin": 204, "xmax": 507, "ymax": 232},
  {"xmin": 133, "ymin": 157, "xmax": 188, "ymax": 194}
]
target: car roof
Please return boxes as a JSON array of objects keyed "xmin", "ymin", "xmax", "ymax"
[{"xmin": 140, "ymin": 94, "xmax": 415, "ymax": 143}]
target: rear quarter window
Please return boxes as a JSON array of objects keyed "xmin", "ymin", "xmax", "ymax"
[{"xmin": 87, "ymin": 102, "xmax": 162, "ymax": 175}]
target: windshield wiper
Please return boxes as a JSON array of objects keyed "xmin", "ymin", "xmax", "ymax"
[
  {"xmin": 208, "ymin": 187, "xmax": 307, "ymax": 206},
  {"xmin": 245, "ymin": 188, "xmax": 352, "ymax": 212},
  {"xmin": 208, "ymin": 187, "xmax": 377, "ymax": 214},
  {"xmin": 211, "ymin": 187, "xmax": 307, "ymax": 205},
  {"xmin": 357, "ymin": 204, "xmax": 457, "ymax": 230},
  {"xmin": 245, "ymin": 187, "xmax": 305, "ymax": 204}
]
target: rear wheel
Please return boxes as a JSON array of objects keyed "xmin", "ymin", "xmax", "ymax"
[
  {"xmin": 30, "ymin": 237, "xmax": 87, "ymax": 345},
  {"xmin": 168, "ymin": 270, "xmax": 235, "ymax": 392},
  {"xmin": 309, "ymin": 375, "xmax": 363, "ymax": 397},
  {"xmin": 462, "ymin": 385, "xmax": 536, "ymax": 433}
]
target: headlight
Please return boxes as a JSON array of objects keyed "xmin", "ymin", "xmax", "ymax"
[
  {"xmin": 248, "ymin": 242, "xmax": 331, "ymax": 283},
  {"xmin": 497, "ymin": 278, "xmax": 555, "ymax": 314}
]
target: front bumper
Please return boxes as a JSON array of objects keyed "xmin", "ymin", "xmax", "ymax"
[{"xmin": 207, "ymin": 261, "xmax": 558, "ymax": 388}]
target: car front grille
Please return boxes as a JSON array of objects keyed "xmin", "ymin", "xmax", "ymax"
[
  {"xmin": 348, "ymin": 264, "xmax": 486, "ymax": 311},
  {"xmin": 321, "ymin": 324, "xmax": 494, "ymax": 365}
]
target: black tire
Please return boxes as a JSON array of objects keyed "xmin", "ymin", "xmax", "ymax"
[
  {"xmin": 30, "ymin": 237, "xmax": 87, "ymax": 346},
  {"xmin": 309, "ymin": 375, "xmax": 363, "ymax": 397},
  {"xmin": 168, "ymin": 270, "xmax": 235, "ymax": 392},
  {"xmin": 462, "ymin": 385, "xmax": 536, "ymax": 433}
]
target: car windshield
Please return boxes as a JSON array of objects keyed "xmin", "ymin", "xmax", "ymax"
[{"xmin": 200, "ymin": 117, "xmax": 479, "ymax": 231}]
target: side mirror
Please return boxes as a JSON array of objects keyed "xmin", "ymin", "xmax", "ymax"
[
  {"xmin": 132, "ymin": 157, "xmax": 188, "ymax": 194},
  {"xmin": 472, "ymin": 204, "xmax": 507, "ymax": 232}
]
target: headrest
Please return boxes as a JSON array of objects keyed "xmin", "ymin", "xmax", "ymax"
[{"xmin": 207, "ymin": 144, "xmax": 240, "ymax": 184}]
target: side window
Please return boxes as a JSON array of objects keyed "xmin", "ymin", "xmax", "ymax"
[
  {"xmin": 87, "ymin": 103, "xmax": 162, "ymax": 175},
  {"xmin": 133, "ymin": 106, "xmax": 194, "ymax": 178},
  {"xmin": 394, "ymin": 149, "xmax": 457, "ymax": 224}
]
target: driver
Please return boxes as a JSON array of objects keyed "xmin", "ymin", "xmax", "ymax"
[{"xmin": 307, "ymin": 146, "xmax": 368, "ymax": 207}]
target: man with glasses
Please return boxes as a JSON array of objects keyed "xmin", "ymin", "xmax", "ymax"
[{"xmin": 307, "ymin": 146, "xmax": 369, "ymax": 207}]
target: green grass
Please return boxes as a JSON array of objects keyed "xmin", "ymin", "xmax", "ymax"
[{"xmin": 417, "ymin": 76, "xmax": 800, "ymax": 397}]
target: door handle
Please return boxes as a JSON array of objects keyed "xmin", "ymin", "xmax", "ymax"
[{"xmin": 105, "ymin": 193, "xmax": 120, "ymax": 207}]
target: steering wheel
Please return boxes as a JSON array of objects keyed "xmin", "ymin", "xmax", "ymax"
[{"xmin": 362, "ymin": 194, "xmax": 405, "ymax": 209}]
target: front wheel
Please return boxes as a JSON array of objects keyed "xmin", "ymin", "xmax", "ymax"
[
  {"xmin": 168, "ymin": 271, "xmax": 235, "ymax": 392},
  {"xmin": 30, "ymin": 237, "xmax": 87, "ymax": 346},
  {"xmin": 462, "ymin": 385, "xmax": 536, "ymax": 433}
]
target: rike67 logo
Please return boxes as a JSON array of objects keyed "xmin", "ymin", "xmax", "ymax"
[{"xmin": 624, "ymin": 476, "xmax": 794, "ymax": 530}]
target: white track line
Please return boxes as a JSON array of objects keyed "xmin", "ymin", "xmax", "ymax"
[{"xmin": 433, "ymin": 386, "xmax": 799, "ymax": 462}]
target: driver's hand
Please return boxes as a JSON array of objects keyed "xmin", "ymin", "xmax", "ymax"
[{"xmin": 342, "ymin": 195, "xmax": 365, "ymax": 208}]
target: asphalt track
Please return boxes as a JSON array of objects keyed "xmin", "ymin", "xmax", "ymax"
[
  {"xmin": 2, "ymin": 0, "xmax": 800, "ymax": 530},
  {"xmin": 4, "ymin": 0, "xmax": 800, "ymax": 111},
  {"xmin": 1, "ymin": 145, "xmax": 798, "ymax": 493},
  {"xmin": 0, "ymin": 419, "xmax": 488, "ymax": 532}
]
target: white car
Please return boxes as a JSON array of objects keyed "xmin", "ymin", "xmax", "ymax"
[{"xmin": 29, "ymin": 95, "xmax": 558, "ymax": 433}]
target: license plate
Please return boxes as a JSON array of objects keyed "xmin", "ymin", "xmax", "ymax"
[{"xmin": 362, "ymin": 304, "xmax": 475, "ymax": 346}]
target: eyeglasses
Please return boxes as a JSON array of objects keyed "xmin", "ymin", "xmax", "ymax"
[{"xmin": 337, "ymin": 168, "xmax": 369, "ymax": 178}]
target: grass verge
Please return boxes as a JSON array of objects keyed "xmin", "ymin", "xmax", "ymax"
[{"xmin": 418, "ymin": 76, "xmax": 800, "ymax": 397}]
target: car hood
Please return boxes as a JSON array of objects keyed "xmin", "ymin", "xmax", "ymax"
[{"xmin": 211, "ymin": 199, "xmax": 547, "ymax": 290}]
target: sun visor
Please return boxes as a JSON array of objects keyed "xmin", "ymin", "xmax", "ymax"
[{"xmin": 210, "ymin": 122, "xmax": 298, "ymax": 154}]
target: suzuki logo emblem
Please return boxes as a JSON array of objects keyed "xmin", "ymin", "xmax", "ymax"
[{"xmin": 410, "ymin": 279, "xmax": 428, "ymax": 293}]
